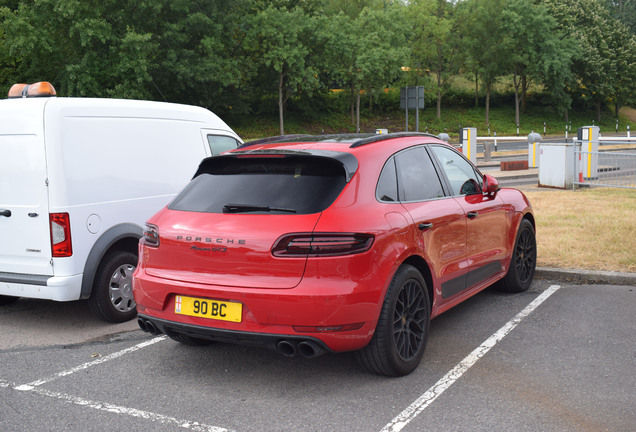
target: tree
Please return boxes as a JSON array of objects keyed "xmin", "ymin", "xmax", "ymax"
[
  {"xmin": 146, "ymin": 0, "xmax": 250, "ymax": 111},
  {"xmin": 544, "ymin": 0, "xmax": 636, "ymax": 122},
  {"xmin": 325, "ymin": 6, "xmax": 408, "ymax": 132},
  {"xmin": 499, "ymin": 0, "xmax": 575, "ymax": 126},
  {"xmin": 606, "ymin": 0, "xmax": 636, "ymax": 34},
  {"xmin": 243, "ymin": 5, "xmax": 321, "ymax": 135},
  {"xmin": 457, "ymin": 0, "xmax": 508, "ymax": 125},
  {"xmin": 0, "ymin": 0, "xmax": 251, "ymax": 112},
  {"xmin": 603, "ymin": 23, "xmax": 636, "ymax": 117},
  {"xmin": 409, "ymin": 0, "xmax": 462, "ymax": 120}
]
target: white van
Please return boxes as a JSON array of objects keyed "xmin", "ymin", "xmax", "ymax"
[{"xmin": 0, "ymin": 82, "xmax": 242, "ymax": 322}]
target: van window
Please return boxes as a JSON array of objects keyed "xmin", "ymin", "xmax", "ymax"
[{"xmin": 207, "ymin": 135, "xmax": 240, "ymax": 155}]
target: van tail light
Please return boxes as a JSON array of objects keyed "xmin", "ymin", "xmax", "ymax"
[
  {"xmin": 272, "ymin": 233, "xmax": 374, "ymax": 257},
  {"xmin": 142, "ymin": 224, "xmax": 160, "ymax": 247},
  {"xmin": 50, "ymin": 213, "xmax": 72, "ymax": 257}
]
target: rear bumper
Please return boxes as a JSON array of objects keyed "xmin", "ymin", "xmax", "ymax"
[
  {"xmin": 138, "ymin": 314, "xmax": 333, "ymax": 358},
  {"xmin": 0, "ymin": 272, "xmax": 82, "ymax": 301},
  {"xmin": 133, "ymin": 268, "xmax": 384, "ymax": 352}
]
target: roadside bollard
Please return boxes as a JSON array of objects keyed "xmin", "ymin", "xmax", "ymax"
[
  {"xmin": 528, "ymin": 132, "xmax": 542, "ymax": 168},
  {"xmin": 460, "ymin": 127, "xmax": 477, "ymax": 164}
]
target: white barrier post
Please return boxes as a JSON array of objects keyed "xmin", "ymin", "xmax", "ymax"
[
  {"xmin": 460, "ymin": 128, "xmax": 477, "ymax": 164},
  {"xmin": 577, "ymin": 126, "xmax": 599, "ymax": 180}
]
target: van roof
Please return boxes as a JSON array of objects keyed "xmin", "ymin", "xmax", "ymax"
[{"xmin": 0, "ymin": 97, "xmax": 233, "ymax": 133}]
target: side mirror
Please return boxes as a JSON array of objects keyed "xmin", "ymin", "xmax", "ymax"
[{"xmin": 483, "ymin": 174, "xmax": 500, "ymax": 197}]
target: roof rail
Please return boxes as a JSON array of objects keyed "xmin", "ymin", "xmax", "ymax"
[
  {"xmin": 237, "ymin": 134, "xmax": 313, "ymax": 149},
  {"xmin": 349, "ymin": 132, "xmax": 439, "ymax": 148}
]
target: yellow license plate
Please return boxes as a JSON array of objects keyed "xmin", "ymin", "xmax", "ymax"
[{"xmin": 175, "ymin": 295, "xmax": 242, "ymax": 322}]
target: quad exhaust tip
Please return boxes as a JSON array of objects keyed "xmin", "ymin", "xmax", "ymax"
[
  {"xmin": 138, "ymin": 318, "xmax": 327, "ymax": 358},
  {"xmin": 137, "ymin": 318, "xmax": 161, "ymax": 335},
  {"xmin": 276, "ymin": 339, "xmax": 326, "ymax": 359}
]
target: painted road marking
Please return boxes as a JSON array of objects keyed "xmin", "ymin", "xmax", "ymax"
[
  {"xmin": 2, "ymin": 379, "xmax": 232, "ymax": 432},
  {"xmin": 5, "ymin": 335, "xmax": 235, "ymax": 431},
  {"xmin": 14, "ymin": 336, "xmax": 166, "ymax": 390},
  {"xmin": 381, "ymin": 284, "xmax": 561, "ymax": 432}
]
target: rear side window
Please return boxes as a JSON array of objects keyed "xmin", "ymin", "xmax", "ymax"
[
  {"xmin": 169, "ymin": 156, "xmax": 348, "ymax": 214},
  {"xmin": 207, "ymin": 135, "xmax": 240, "ymax": 155},
  {"xmin": 376, "ymin": 158, "xmax": 398, "ymax": 202}
]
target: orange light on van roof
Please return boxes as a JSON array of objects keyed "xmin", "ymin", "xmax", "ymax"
[{"xmin": 8, "ymin": 81, "xmax": 57, "ymax": 98}]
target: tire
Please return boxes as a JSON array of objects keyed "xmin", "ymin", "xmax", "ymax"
[
  {"xmin": 88, "ymin": 251, "xmax": 138, "ymax": 323},
  {"xmin": 0, "ymin": 295, "xmax": 19, "ymax": 306},
  {"xmin": 497, "ymin": 218, "xmax": 536, "ymax": 293},
  {"xmin": 168, "ymin": 334, "xmax": 215, "ymax": 346},
  {"xmin": 356, "ymin": 264, "xmax": 430, "ymax": 377}
]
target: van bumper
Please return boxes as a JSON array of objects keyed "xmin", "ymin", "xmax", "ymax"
[{"xmin": 0, "ymin": 272, "xmax": 83, "ymax": 301}]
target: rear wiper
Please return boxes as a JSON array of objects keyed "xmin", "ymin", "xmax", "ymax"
[{"xmin": 222, "ymin": 204, "xmax": 297, "ymax": 214}]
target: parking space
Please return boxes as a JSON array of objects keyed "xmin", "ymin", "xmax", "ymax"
[{"xmin": 1, "ymin": 280, "xmax": 634, "ymax": 432}]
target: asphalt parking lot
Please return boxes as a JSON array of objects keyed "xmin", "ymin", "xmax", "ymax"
[{"xmin": 1, "ymin": 278, "xmax": 634, "ymax": 432}]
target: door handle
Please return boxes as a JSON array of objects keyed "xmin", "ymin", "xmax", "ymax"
[
  {"xmin": 418, "ymin": 222, "xmax": 433, "ymax": 231},
  {"xmin": 467, "ymin": 211, "xmax": 479, "ymax": 219},
  {"xmin": 0, "ymin": 209, "xmax": 11, "ymax": 217}
]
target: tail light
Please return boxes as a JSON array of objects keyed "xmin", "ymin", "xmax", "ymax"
[
  {"xmin": 272, "ymin": 233, "xmax": 374, "ymax": 257},
  {"xmin": 142, "ymin": 224, "xmax": 160, "ymax": 247},
  {"xmin": 50, "ymin": 213, "xmax": 72, "ymax": 257}
]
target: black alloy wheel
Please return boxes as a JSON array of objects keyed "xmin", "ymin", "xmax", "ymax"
[
  {"xmin": 497, "ymin": 218, "xmax": 536, "ymax": 293},
  {"xmin": 356, "ymin": 264, "xmax": 431, "ymax": 377}
]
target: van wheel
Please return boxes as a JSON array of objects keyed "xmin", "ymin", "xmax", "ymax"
[
  {"xmin": 0, "ymin": 295, "xmax": 19, "ymax": 306},
  {"xmin": 89, "ymin": 251, "xmax": 138, "ymax": 323},
  {"xmin": 356, "ymin": 264, "xmax": 430, "ymax": 377}
]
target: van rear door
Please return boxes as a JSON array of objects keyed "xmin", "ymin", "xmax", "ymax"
[{"xmin": 0, "ymin": 102, "xmax": 53, "ymax": 277}]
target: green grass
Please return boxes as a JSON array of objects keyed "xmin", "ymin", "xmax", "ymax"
[{"xmin": 232, "ymin": 103, "xmax": 636, "ymax": 141}]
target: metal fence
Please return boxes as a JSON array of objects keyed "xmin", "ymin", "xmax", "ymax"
[{"xmin": 574, "ymin": 148, "xmax": 636, "ymax": 189}]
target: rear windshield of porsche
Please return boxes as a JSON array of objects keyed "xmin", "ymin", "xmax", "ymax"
[{"xmin": 169, "ymin": 155, "xmax": 348, "ymax": 214}]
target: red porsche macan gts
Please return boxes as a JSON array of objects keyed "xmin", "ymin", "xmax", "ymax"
[{"xmin": 133, "ymin": 133, "xmax": 536, "ymax": 376}]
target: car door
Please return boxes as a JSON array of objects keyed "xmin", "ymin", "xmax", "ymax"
[
  {"xmin": 429, "ymin": 144, "xmax": 508, "ymax": 292},
  {"xmin": 388, "ymin": 146, "xmax": 469, "ymax": 307}
]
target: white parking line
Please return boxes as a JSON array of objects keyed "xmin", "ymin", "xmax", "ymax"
[
  {"xmin": 4, "ymin": 335, "xmax": 235, "ymax": 431},
  {"xmin": 1, "ymin": 378, "xmax": 233, "ymax": 432},
  {"xmin": 23, "ymin": 386, "xmax": 234, "ymax": 432},
  {"xmin": 381, "ymin": 284, "xmax": 561, "ymax": 432},
  {"xmin": 14, "ymin": 335, "xmax": 166, "ymax": 390}
]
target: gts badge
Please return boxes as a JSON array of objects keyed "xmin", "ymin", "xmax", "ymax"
[{"xmin": 191, "ymin": 245, "xmax": 227, "ymax": 253}]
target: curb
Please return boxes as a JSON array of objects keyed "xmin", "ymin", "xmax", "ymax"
[{"xmin": 536, "ymin": 267, "xmax": 636, "ymax": 286}]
